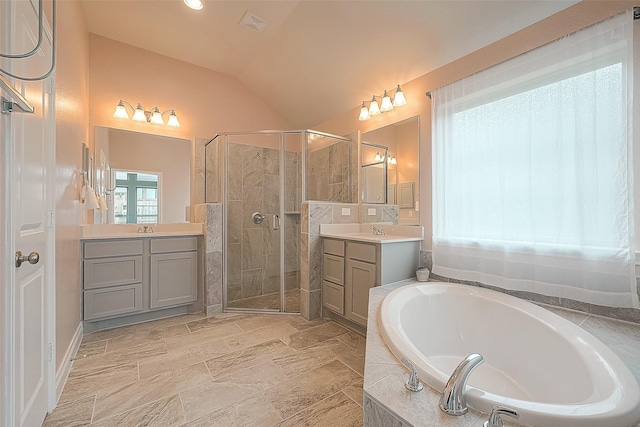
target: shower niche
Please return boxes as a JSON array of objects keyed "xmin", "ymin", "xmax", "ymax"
[{"xmin": 205, "ymin": 130, "xmax": 352, "ymax": 314}]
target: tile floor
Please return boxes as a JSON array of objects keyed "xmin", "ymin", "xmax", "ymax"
[{"xmin": 43, "ymin": 313, "xmax": 366, "ymax": 426}]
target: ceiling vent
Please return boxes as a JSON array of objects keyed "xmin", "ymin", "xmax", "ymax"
[{"xmin": 241, "ymin": 11, "xmax": 267, "ymax": 32}]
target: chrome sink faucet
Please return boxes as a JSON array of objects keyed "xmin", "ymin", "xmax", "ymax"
[
  {"xmin": 439, "ymin": 353, "xmax": 484, "ymax": 415},
  {"xmin": 370, "ymin": 224, "xmax": 385, "ymax": 235},
  {"xmin": 137, "ymin": 225, "xmax": 154, "ymax": 233}
]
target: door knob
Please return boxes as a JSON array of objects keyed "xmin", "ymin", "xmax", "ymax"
[
  {"xmin": 252, "ymin": 212, "xmax": 266, "ymax": 224},
  {"xmin": 15, "ymin": 251, "xmax": 39, "ymax": 267}
]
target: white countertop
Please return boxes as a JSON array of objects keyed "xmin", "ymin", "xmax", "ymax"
[
  {"xmin": 319, "ymin": 223, "xmax": 423, "ymax": 244},
  {"xmin": 80, "ymin": 223, "xmax": 204, "ymax": 240}
]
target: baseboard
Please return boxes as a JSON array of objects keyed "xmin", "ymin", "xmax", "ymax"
[{"xmin": 55, "ymin": 322, "xmax": 82, "ymax": 403}]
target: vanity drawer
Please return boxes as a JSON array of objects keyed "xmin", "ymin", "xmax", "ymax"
[
  {"xmin": 83, "ymin": 283, "xmax": 143, "ymax": 320},
  {"xmin": 347, "ymin": 241, "xmax": 376, "ymax": 263},
  {"xmin": 323, "ymin": 254, "xmax": 344, "ymax": 285},
  {"xmin": 323, "ymin": 238, "xmax": 345, "ymax": 257},
  {"xmin": 84, "ymin": 240, "xmax": 143, "ymax": 258},
  {"xmin": 151, "ymin": 237, "xmax": 198, "ymax": 254},
  {"xmin": 83, "ymin": 256, "xmax": 143, "ymax": 289},
  {"xmin": 323, "ymin": 280, "xmax": 344, "ymax": 315}
]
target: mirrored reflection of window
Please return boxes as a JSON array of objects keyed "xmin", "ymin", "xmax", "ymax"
[{"xmin": 113, "ymin": 171, "xmax": 159, "ymax": 224}]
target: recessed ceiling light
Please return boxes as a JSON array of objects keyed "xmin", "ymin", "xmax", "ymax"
[
  {"xmin": 241, "ymin": 11, "xmax": 267, "ymax": 32},
  {"xmin": 184, "ymin": 0, "xmax": 203, "ymax": 11}
]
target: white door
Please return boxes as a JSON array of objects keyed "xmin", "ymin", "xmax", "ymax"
[{"xmin": 1, "ymin": 0, "xmax": 55, "ymax": 426}]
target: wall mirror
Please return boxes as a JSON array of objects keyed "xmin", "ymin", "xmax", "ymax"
[
  {"xmin": 93, "ymin": 126, "xmax": 191, "ymax": 224},
  {"xmin": 361, "ymin": 116, "xmax": 420, "ymax": 225}
]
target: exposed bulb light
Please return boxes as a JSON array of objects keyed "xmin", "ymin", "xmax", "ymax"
[
  {"xmin": 167, "ymin": 110, "xmax": 180, "ymax": 127},
  {"xmin": 380, "ymin": 90, "xmax": 393, "ymax": 112},
  {"xmin": 358, "ymin": 84, "xmax": 407, "ymax": 120},
  {"xmin": 368, "ymin": 96, "xmax": 381, "ymax": 115},
  {"xmin": 132, "ymin": 103, "xmax": 146, "ymax": 122},
  {"xmin": 392, "ymin": 85, "xmax": 407, "ymax": 107},
  {"xmin": 359, "ymin": 102, "xmax": 370, "ymax": 121},
  {"xmin": 150, "ymin": 107, "xmax": 164, "ymax": 125},
  {"xmin": 113, "ymin": 99, "xmax": 181, "ymax": 128},
  {"xmin": 113, "ymin": 100, "xmax": 129, "ymax": 119},
  {"xmin": 184, "ymin": 0, "xmax": 203, "ymax": 10}
]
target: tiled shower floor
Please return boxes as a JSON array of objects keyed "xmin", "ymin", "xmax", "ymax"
[
  {"xmin": 227, "ymin": 289, "xmax": 301, "ymax": 312},
  {"xmin": 43, "ymin": 313, "xmax": 365, "ymax": 426}
]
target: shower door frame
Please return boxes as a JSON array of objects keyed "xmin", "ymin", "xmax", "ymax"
[
  {"xmin": 221, "ymin": 130, "xmax": 299, "ymax": 314},
  {"xmin": 219, "ymin": 129, "xmax": 352, "ymax": 314}
]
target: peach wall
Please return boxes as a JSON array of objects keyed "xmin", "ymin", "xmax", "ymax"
[
  {"xmin": 54, "ymin": 0, "xmax": 89, "ymax": 371},
  {"xmin": 88, "ymin": 35, "xmax": 291, "ymax": 211},
  {"xmin": 313, "ymin": 1, "xmax": 637, "ymax": 250}
]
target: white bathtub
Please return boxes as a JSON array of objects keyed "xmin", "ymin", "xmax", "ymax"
[{"xmin": 379, "ymin": 282, "xmax": 640, "ymax": 427}]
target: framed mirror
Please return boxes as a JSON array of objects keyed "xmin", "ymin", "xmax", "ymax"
[
  {"xmin": 93, "ymin": 127, "xmax": 191, "ymax": 224},
  {"xmin": 361, "ymin": 116, "xmax": 420, "ymax": 225}
]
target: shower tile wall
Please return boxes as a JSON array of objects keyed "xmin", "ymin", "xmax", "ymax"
[
  {"xmin": 194, "ymin": 203, "xmax": 223, "ymax": 316},
  {"xmin": 307, "ymin": 141, "xmax": 351, "ymax": 203},
  {"xmin": 226, "ymin": 143, "xmax": 301, "ymax": 308}
]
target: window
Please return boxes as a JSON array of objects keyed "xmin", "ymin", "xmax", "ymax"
[
  {"xmin": 432, "ymin": 11, "xmax": 638, "ymax": 308},
  {"xmin": 113, "ymin": 171, "xmax": 160, "ymax": 224}
]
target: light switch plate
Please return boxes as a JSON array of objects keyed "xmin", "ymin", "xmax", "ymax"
[
  {"xmin": 368, "ymin": 208, "xmax": 376, "ymax": 216},
  {"xmin": 341, "ymin": 208, "xmax": 350, "ymax": 216}
]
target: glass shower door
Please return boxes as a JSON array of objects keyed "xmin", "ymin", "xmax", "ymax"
[{"xmin": 225, "ymin": 132, "xmax": 284, "ymax": 312}]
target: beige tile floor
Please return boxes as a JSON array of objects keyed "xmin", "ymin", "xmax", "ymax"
[{"xmin": 43, "ymin": 313, "xmax": 366, "ymax": 427}]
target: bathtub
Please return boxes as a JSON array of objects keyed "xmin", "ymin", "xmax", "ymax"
[{"xmin": 379, "ymin": 282, "xmax": 640, "ymax": 427}]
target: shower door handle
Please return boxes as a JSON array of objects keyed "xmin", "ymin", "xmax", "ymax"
[
  {"xmin": 252, "ymin": 212, "xmax": 266, "ymax": 224},
  {"xmin": 273, "ymin": 214, "xmax": 280, "ymax": 231}
]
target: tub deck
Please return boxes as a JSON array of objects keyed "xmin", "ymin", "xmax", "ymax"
[{"xmin": 363, "ymin": 280, "xmax": 640, "ymax": 427}]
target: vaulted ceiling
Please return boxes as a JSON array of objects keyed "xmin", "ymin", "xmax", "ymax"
[{"xmin": 80, "ymin": 0, "xmax": 578, "ymax": 128}]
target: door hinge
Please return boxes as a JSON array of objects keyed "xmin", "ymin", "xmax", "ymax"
[
  {"xmin": 47, "ymin": 80, "xmax": 55, "ymax": 95},
  {"xmin": 48, "ymin": 210, "xmax": 55, "ymax": 227},
  {"xmin": 48, "ymin": 343, "xmax": 53, "ymax": 362}
]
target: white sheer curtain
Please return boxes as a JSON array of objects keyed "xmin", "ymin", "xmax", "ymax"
[{"xmin": 432, "ymin": 11, "xmax": 638, "ymax": 308}]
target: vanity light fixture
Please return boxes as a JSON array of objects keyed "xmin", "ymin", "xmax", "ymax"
[
  {"xmin": 113, "ymin": 100, "xmax": 181, "ymax": 128},
  {"xmin": 184, "ymin": 0, "xmax": 203, "ymax": 10},
  {"xmin": 375, "ymin": 151, "xmax": 383, "ymax": 162},
  {"xmin": 388, "ymin": 154, "xmax": 397, "ymax": 165},
  {"xmin": 358, "ymin": 84, "xmax": 407, "ymax": 121}
]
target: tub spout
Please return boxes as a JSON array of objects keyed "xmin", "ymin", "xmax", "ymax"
[{"xmin": 439, "ymin": 353, "xmax": 484, "ymax": 416}]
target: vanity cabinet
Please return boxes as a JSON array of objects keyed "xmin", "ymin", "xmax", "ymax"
[
  {"xmin": 150, "ymin": 237, "xmax": 198, "ymax": 308},
  {"xmin": 322, "ymin": 237, "xmax": 419, "ymax": 328},
  {"xmin": 82, "ymin": 236, "xmax": 200, "ymax": 325}
]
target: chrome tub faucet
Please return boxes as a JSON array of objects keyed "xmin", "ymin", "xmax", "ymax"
[{"xmin": 439, "ymin": 353, "xmax": 484, "ymax": 415}]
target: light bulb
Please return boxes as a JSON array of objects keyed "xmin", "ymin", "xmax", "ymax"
[
  {"xmin": 359, "ymin": 102, "xmax": 370, "ymax": 121},
  {"xmin": 167, "ymin": 110, "xmax": 181, "ymax": 127},
  {"xmin": 380, "ymin": 90, "xmax": 393, "ymax": 112},
  {"xmin": 113, "ymin": 101, "xmax": 129, "ymax": 119},
  {"xmin": 132, "ymin": 103, "xmax": 146, "ymax": 122},
  {"xmin": 150, "ymin": 107, "xmax": 164, "ymax": 125},
  {"xmin": 393, "ymin": 85, "xmax": 407, "ymax": 107},
  {"xmin": 369, "ymin": 96, "xmax": 380, "ymax": 115},
  {"xmin": 184, "ymin": 0, "xmax": 203, "ymax": 10}
]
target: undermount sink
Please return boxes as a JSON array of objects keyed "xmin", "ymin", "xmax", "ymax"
[{"xmin": 319, "ymin": 223, "xmax": 423, "ymax": 243}]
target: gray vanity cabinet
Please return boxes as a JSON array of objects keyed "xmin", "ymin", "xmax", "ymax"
[
  {"xmin": 82, "ymin": 236, "xmax": 199, "ymax": 324},
  {"xmin": 150, "ymin": 237, "xmax": 198, "ymax": 308},
  {"xmin": 322, "ymin": 238, "xmax": 379, "ymax": 327},
  {"xmin": 322, "ymin": 236, "xmax": 419, "ymax": 328},
  {"xmin": 83, "ymin": 240, "xmax": 145, "ymax": 321}
]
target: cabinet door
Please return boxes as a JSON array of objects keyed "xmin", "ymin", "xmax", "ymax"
[
  {"xmin": 345, "ymin": 259, "xmax": 377, "ymax": 326},
  {"xmin": 150, "ymin": 252, "xmax": 197, "ymax": 308}
]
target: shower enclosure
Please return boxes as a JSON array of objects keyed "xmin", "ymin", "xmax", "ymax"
[{"xmin": 205, "ymin": 130, "xmax": 351, "ymax": 313}]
